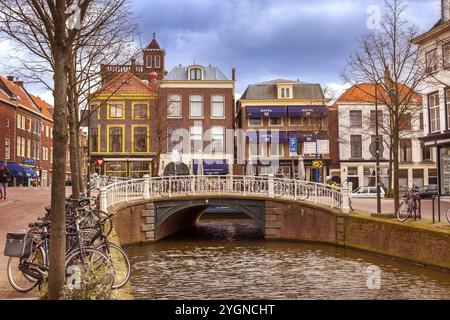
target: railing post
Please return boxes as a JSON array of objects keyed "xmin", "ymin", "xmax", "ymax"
[
  {"xmin": 294, "ymin": 181, "xmax": 298, "ymax": 201},
  {"xmin": 341, "ymin": 187, "xmax": 350, "ymax": 213},
  {"xmin": 99, "ymin": 187, "xmax": 108, "ymax": 213},
  {"xmin": 268, "ymin": 175, "xmax": 275, "ymax": 198},
  {"xmin": 143, "ymin": 175, "xmax": 150, "ymax": 200},
  {"xmin": 94, "ymin": 173, "xmax": 100, "ymax": 189},
  {"xmin": 314, "ymin": 185, "xmax": 318, "ymax": 204},
  {"xmin": 125, "ymin": 181, "xmax": 129, "ymax": 202},
  {"xmin": 169, "ymin": 177, "xmax": 172, "ymax": 197}
]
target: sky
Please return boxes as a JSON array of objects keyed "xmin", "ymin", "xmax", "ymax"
[{"xmin": 0, "ymin": 0, "xmax": 442, "ymax": 102}]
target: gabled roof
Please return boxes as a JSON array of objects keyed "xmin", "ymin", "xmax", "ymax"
[
  {"xmin": 29, "ymin": 94, "xmax": 54, "ymax": 121},
  {"xmin": 335, "ymin": 83, "xmax": 422, "ymax": 105},
  {"xmin": 94, "ymin": 72, "xmax": 156, "ymax": 97},
  {"xmin": 165, "ymin": 65, "xmax": 229, "ymax": 81},
  {"xmin": 146, "ymin": 33, "xmax": 161, "ymax": 50},
  {"xmin": 412, "ymin": 19, "xmax": 450, "ymax": 45},
  {"xmin": 240, "ymin": 80, "xmax": 324, "ymax": 100},
  {"xmin": 0, "ymin": 75, "xmax": 41, "ymax": 114}
]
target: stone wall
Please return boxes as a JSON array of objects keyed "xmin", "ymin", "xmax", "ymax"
[
  {"xmin": 344, "ymin": 215, "xmax": 450, "ymax": 270},
  {"xmin": 113, "ymin": 202, "xmax": 155, "ymax": 245}
]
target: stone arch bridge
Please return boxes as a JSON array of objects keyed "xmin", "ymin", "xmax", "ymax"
[{"xmin": 97, "ymin": 175, "xmax": 351, "ymax": 244}]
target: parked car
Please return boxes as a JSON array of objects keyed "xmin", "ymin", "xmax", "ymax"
[
  {"xmin": 352, "ymin": 186, "xmax": 386, "ymax": 198},
  {"xmin": 419, "ymin": 185, "xmax": 438, "ymax": 199}
]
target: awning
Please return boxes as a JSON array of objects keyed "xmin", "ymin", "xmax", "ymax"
[
  {"xmin": 247, "ymin": 106, "xmax": 287, "ymax": 119},
  {"xmin": 258, "ymin": 131, "xmax": 289, "ymax": 143},
  {"xmin": 288, "ymin": 106, "xmax": 328, "ymax": 117},
  {"xmin": 23, "ymin": 167, "xmax": 38, "ymax": 178},
  {"xmin": 193, "ymin": 160, "xmax": 229, "ymax": 176},
  {"xmin": 6, "ymin": 162, "xmax": 25, "ymax": 178},
  {"xmin": 288, "ymin": 131, "xmax": 329, "ymax": 142}
]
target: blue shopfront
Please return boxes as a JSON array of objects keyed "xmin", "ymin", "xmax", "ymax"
[{"xmin": 5, "ymin": 161, "xmax": 39, "ymax": 187}]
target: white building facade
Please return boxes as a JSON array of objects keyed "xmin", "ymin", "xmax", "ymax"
[{"xmin": 336, "ymin": 84, "xmax": 437, "ymax": 191}]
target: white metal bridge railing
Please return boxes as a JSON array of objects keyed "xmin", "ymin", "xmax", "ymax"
[{"xmin": 98, "ymin": 175, "xmax": 352, "ymax": 214}]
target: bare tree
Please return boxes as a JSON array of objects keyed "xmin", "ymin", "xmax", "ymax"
[{"xmin": 342, "ymin": 0, "xmax": 426, "ymax": 212}]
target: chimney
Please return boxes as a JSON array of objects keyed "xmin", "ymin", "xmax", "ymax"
[
  {"xmin": 7, "ymin": 75, "xmax": 14, "ymax": 81},
  {"xmin": 153, "ymin": 32, "xmax": 156, "ymax": 40},
  {"xmin": 14, "ymin": 80, "xmax": 24, "ymax": 88},
  {"xmin": 232, "ymin": 68, "xmax": 236, "ymax": 81},
  {"xmin": 383, "ymin": 66, "xmax": 393, "ymax": 89}
]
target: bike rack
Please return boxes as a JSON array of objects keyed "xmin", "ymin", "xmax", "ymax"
[{"xmin": 431, "ymin": 195, "xmax": 441, "ymax": 224}]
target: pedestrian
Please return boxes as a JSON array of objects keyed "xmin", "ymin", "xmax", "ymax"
[{"xmin": 0, "ymin": 165, "xmax": 11, "ymax": 200}]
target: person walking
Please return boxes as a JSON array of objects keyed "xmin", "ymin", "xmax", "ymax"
[{"xmin": 0, "ymin": 165, "xmax": 11, "ymax": 200}]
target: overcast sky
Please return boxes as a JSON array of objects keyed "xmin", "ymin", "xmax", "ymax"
[{"xmin": 0, "ymin": 0, "xmax": 442, "ymax": 101}]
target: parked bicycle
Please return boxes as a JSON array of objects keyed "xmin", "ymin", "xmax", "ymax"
[{"xmin": 397, "ymin": 186, "xmax": 421, "ymax": 222}]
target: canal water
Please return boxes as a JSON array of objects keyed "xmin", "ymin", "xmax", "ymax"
[{"xmin": 125, "ymin": 219, "xmax": 450, "ymax": 300}]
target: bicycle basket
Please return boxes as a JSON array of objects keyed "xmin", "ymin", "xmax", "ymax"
[{"xmin": 4, "ymin": 233, "xmax": 35, "ymax": 258}]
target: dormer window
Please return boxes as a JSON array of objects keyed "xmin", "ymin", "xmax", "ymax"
[
  {"xmin": 190, "ymin": 68, "xmax": 202, "ymax": 81},
  {"xmin": 278, "ymin": 85, "xmax": 293, "ymax": 99},
  {"xmin": 154, "ymin": 56, "xmax": 160, "ymax": 68}
]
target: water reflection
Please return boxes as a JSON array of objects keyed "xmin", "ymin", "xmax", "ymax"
[{"xmin": 125, "ymin": 219, "xmax": 450, "ymax": 300}]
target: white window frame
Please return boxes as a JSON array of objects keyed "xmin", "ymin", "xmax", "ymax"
[
  {"xmin": 269, "ymin": 117, "xmax": 283, "ymax": 127},
  {"xmin": 168, "ymin": 94, "xmax": 182, "ymax": 118},
  {"xmin": 5, "ymin": 138, "xmax": 10, "ymax": 160},
  {"xmin": 248, "ymin": 118, "xmax": 262, "ymax": 127},
  {"xmin": 154, "ymin": 56, "xmax": 160, "ymax": 68},
  {"xmin": 146, "ymin": 55, "xmax": 152, "ymax": 68},
  {"xmin": 211, "ymin": 95, "xmax": 225, "ymax": 119},
  {"xmin": 190, "ymin": 125, "xmax": 203, "ymax": 154},
  {"xmin": 211, "ymin": 126, "xmax": 225, "ymax": 154},
  {"xmin": 429, "ymin": 92, "xmax": 441, "ymax": 133},
  {"xmin": 289, "ymin": 117, "xmax": 302, "ymax": 126},
  {"xmin": 189, "ymin": 95, "xmax": 204, "ymax": 118}
]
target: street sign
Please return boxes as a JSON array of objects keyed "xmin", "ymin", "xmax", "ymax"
[
  {"xmin": 312, "ymin": 161, "xmax": 323, "ymax": 169},
  {"xmin": 289, "ymin": 138, "xmax": 298, "ymax": 156},
  {"xmin": 97, "ymin": 159, "xmax": 105, "ymax": 166}
]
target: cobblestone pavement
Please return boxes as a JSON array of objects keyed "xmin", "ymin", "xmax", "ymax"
[{"xmin": 0, "ymin": 187, "xmax": 70, "ymax": 300}]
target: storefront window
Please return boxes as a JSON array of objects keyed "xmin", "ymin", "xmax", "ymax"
[
  {"xmin": 105, "ymin": 162, "xmax": 127, "ymax": 178},
  {"xmin": 440, "ymin": 147, "xmax": 450, "ymax": 195},
  {"xmin": 130, "ymin": 162, "xmax": 151, "ymax": 178}
]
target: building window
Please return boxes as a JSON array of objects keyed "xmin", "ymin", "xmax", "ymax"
[
  {"xmin": 168, "ymin": 94, "xmax": 182, "ymax": 118},
  {"xmin": 133, "ymin": 103, "xmax": 149, "ymax": 119},
  {"xmin": 447, "ymin": 88, "xmax": 450, "ymax": 130},
  {"xmin": 429, "ymin": 92, "xmax": 440, "ymax": 133},
  {"xmin": 269, "ymin": 118, "xmax": 282, "ymax": 126},
  {"xmin": 270, "ymin": 142, "xmax": 283, "ymax": 157},
  {"xmin": 190, "ymin": 68, "xmax": 202, "ymax": 80},
  {"xmin": 5, "ymin": 138, "xmax": 10, "ymax": 160},
  {"xmin": 6, "ymin": 119, "xmax": 9, "ymax": 128},
  {"xmin": 248, "ymin": 118, "xmax": 262, "ymax": 126},
  {"xmin": 400, "ymin": 139, "xmax": 412, "ymax": 162},
  {"xmin": 190, "ymin": 125, "xmax": 203, "ymax": 154},
  {"xmin": 108, "ymin": 103, "xmax": 124, "ymax": 119},
  {"xmin": 429, "ymin": 169, "xmax": 438, "ymax": 185},
  {"xmin": 27, "ymin": 118, "xmax": 31, "ymax": 132},
  {"xmin": 105, "ymin": 162, "xmax": 127, "ymax": 178},
  {"xmin": 26, "ymin": 139, "xmax": 31, "ymax": 158},
  {"xmin": 211, "ymin": 126, "xmax": 224, "ymax": 154},
  {"xmin": 289, "ymin": 117, "xmax": 302, "ymax": 126},
  {"xmin": 370, "ymin": 110, "xmax": 383, "ymax": 127},
  {"xmin": 168, "ymin": 127, "xmax": 183, "ymax": 153},
  {"xmin": 133, "ymin": 126, "xmax": 148, "ymax": 153},
  {"xmin": 190, "ymin": 95, "xmax": 203, "ymax": 118},
  {"xmin": 130, "ymin": 162, "xmax": 151, "ymax": 178},
  {"xmin": 90, "ymin": 127, "xmax": 99, "ymax": 153},
  {"xmin": 425, "ymin": 49, "xmax": 438, "ymax": 74},
  {"xmin": 109, "ymin": 127, "xmax": 123, "ymax": 153},
  {"xmin": 421, "ymin": 142, "xmax": 432, "ymax": 162},
  {"xmin": 444, "ymin": 42, "xmax": 450, "ymax": 69},
  {"xmin": 154, "ymin": 56, "xmax": 160, "ymax": 68},
  {"xmin": 350, "ymin": 110, "xmax": 362, "ymax": 127},
  {"xmin": 350, "ymin": 135, "xmax": 362, "ymax": 158},
  {"xmin": 420, "ymin": 112, "xmax": 424, "ymax": 131},
  {"xmin": 146, "ymin": 55, "xmax": 152, "ymax": 68},
  {"xmin": 211, "ymin": 95, "xmax": 225, "ymax": 118},
  {"xmin": 399, "ymin": 113, "xmax": 412, "ymax": 131}
]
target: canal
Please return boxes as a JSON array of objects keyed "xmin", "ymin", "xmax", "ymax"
[{"xmin": 125, "ymin": 218, "xmax": 450, "ymax": 300}]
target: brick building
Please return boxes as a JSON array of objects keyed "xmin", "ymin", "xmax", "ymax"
[
  {"xmin": 236, "ymin": 80, "xmax": 330, "ymax": 181},
  {"xmin": 158, "ymin": 64, "xmax": 236, "ymax": 176}
]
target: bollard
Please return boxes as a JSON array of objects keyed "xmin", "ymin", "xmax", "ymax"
[
  {"xmin": 99, "ymin": 187, "xmax": 108, "ymax": 213},
  {"xmin": 341, "ymin": 187, "xmax": 350, "ymax": 214},
  {"xmin": 143, "ymin": 175, "xmax": 150, "ymax": 200}
]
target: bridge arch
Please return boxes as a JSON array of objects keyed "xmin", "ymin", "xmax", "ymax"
[{"xmin": 154, "ymin": 198, "xmax": 265, "ymax": 240}]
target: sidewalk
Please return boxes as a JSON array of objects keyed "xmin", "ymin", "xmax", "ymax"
[
  {"xmin": 351, "ymin": 198, "xmax": 450, "ymax": 222},
  {"xmin": 0, "ymin": 187, "xmax": 70, "ymax": 300}
]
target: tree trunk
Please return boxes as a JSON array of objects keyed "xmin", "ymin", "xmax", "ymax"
[
  {"xmin": 68, "ymin": 104, "xmax": 80, "ymax": 199},
  {"xmin": 47, "ymin": 47, "xmax": 68, "ymax": 300},
  {"xmin": 393, "ymin": 124, "xmax": 400, "ymax": 213}
]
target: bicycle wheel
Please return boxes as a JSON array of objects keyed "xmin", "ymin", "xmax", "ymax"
[
  {"xmin": 95, "ymin": 242, "xmax": 131, "ymax": 289},
  {"xmin": 7, "ymin": 245, "xmax": 45, "ymax": 293},
  {"xmin": 446, "ymin": 207, "xmax": 450, "ymax": 224},
  {"xmin": 397, "ymin": 200, "xmax": 411, "ymax": 222},
  {"xmin": 65, "ymin": 248, "xmax": 115, "ymax": 289}
]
